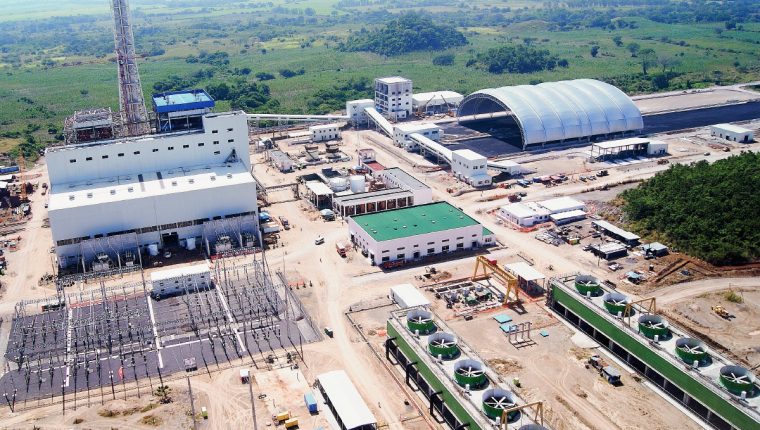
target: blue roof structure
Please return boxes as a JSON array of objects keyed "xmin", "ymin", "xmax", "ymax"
[
  {"xmin": 152, "ymin": 89, "xmax": 215, "ymax": 114},
  {"xmin": 493, "ymin": 314, "xmax": 512, "ymax": 324}
]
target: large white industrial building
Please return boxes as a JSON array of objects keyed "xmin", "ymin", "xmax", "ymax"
[
  {"xmin": 48, "ymin": 91, "xmax": 259, "ymax": 270},
  {"xmin": 412, "ymin": 90, "xmax": 463, "ymax": 115},
  {"xmin": 348, "ymin": 201, "xmax": 494, "ymax": 266},
  {"xmin": 458, "ymin": 79, "xmax": 644, "ymax": 149}
]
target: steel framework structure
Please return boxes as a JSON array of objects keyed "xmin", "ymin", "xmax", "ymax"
[{"xmin": 110, "ymin": 0, "xmax": 149, "ymax": 136}]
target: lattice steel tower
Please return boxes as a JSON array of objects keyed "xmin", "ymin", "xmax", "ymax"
[{"xmin": 111, "ymin": 0, "xmax": 149, "ymax": 136}]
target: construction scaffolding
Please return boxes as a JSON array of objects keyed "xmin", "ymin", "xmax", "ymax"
[{"xmin": 0, "ymin": 252, "xmax": 319, "ymax": 412}]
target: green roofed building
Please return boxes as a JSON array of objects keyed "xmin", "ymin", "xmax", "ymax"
[{"xmin": 347, "ymin": 201, "xmax": 494, "ymax": 266}]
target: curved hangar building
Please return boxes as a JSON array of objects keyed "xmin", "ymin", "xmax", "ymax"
[{"xmin": 457, "ymin": 79, "xmax": 643, "ymax": 149}]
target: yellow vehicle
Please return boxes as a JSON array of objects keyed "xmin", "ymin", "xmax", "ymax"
[{"xmin": 712, "ymin": 305, "xmax": 730, "ymax": 319}]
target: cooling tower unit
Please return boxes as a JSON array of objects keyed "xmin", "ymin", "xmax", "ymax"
[
  {"xmin": 482, "ymin": 388, "xmax": 517, "ymax": 421},
  {"xmin": 719, "ymin": 365, "xmax": 756, "ymax": 396},
  {"xmin": 602, "ymin": 292, "xmax": 631, "ymax": 316},
  {"xmin": 407, "ymin": 309, "xmax": 436, "ymax": 335},
  {"xmin": 427, "ymin": 332, "xmax": 459, "ymax": 360},
  {"xmin": 638, "ymin": 314, "xmax": 670, "ymax": 339},
  {"xmin": 675, "ymin": 338, "xmax": 708, "ymax": 365},
  {"xmin": 575, "ymin": 275, "xmax": 602, "ymax": 296},
  {"xmin": 454, "ymin": 359, "xmax": 488, "ymax": 389}
]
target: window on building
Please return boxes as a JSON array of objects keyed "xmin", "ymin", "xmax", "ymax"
[
  {"xmin": 382, "ymin": 256, "xmax": 390, "ymax": 262},
  {"xmin": 183, "ymin": 144, "xmax": 189, "ymax": 148},
  {"xmin": 152, "ymin": 148, "xmax": 158, "ymax": 152},
  {"xmin": 168, "ymin": 147, "xmax": 174, "ymax": 150},
  {"xmin": 397, "ymin": 247, "xmax": 405, "ymax": 251},
  {"xmin": 69, "ymin": 159, "xmax": 76, "ymax": 163},
  {"xmin": 198, "ymin": 143, "xmax": 205, "ymax": 147},
  {"xmin": 118, "ymin": 153, "xmax": 124, "ymax": 157},
  {"xmin": 213, "ymin": 141, "xmax": 219, "ymax": 145},
  {"xmin": 212, "ymin": 130, "xmax": 218, "ymax": 134},
  {"xmin": 134, "ymin": 151, "xmax": 140, "ymax": 155},
  {"xmin": 227, "ymin": 128, "xmax": 233, "ymax": 132},
  {"xmin": 214, "ymin": 151, "xmax": 221, "ymax": 155},
  {"xmin": 427, "ymin": 248, "xmax": 435, "ymax": 254},
  {"xmin": 227, "ymin": 139, "xmax": 234, "ymax": 143},
  {"xmin": 427, "ymin": 241, "xmax": 434, "ymax": 245},
  {"xmin": 457, "ymin": 243, "xmax": 464, "ymax": 249},
  {"xmin": 442, "ymin": 239, "xmax": 449, "ymax": 243},
  {"xmin": 442, "ymin": 245, "xmax": 450, "ymax": 252},
  {"xmin": 397, "ymin": 254, "xmax": 404, "ymax": 259},
  {"xmin": 85, "ymin": 157, "xmax": 92, "ymax": 161},
  {"xmin": 101, "ymin": 155, "xmax": 108, "ymax": 159}
]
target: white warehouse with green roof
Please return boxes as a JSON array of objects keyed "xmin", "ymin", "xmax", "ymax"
[{"xmin": 347, "ymin": 202, "xmax": 494, "ymax": 266}]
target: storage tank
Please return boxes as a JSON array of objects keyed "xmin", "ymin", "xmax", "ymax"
[
  {"xmin": 454, "ymin": 359, "xmax": 488, "ymax": 389},
  {"xmin": 427, "ymin": 332, "xmax": 459, "ymax": 360},
  {"xmin": 349, "ymin": 175, "xmax": 366, "ymax": 193},
  {"xmin": 147, "ymin": 243, "xmax": 159, "ymax": 256},
  {"xmin": 719, "ymin": 365, "xmax": 756, "ymax": 395},
  {"xmin": 638, "ymin": 314, "xmax": 669, "ymax": 339},
  {"xmin": 328, "ymin": 177, "xmax": 349, "ymax": 191},
  {"xmin": 602, "ymin": 292, "xmax": 631, "ymax": 316},
  {"xmin": 482, "ymin": 388, "xmax": 517, "ymax": 420},
  {"xmin": 675, "ymin": 338, "xmax": 708, "ymax": 365},
  {"xmin": 406, "ymin": 309, "xmax": 436, "ymax": 335},
  {"xmin": 186, "ymin": 237, "xmax": 196, "ymax": 251},
  {"xmin": 575, "ymin": 275, "xmax": 602, "ymax": 296}
]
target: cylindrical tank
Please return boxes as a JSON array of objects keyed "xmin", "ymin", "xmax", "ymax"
[
  {"xmin": 454, "ymin": 359, "xmax": 488, "ymax": 389},
  {"xmin": 638, "ymin": 314, "xmax": 669, "ymax": 339},
  {"xmin": 407, "ymin": 309, "xmax": 436, "ymax": 335},
  {"xmin": 186, "ymin": 237, "xmax": 196, "ymax": 251},
  {"xmin": 427, "ymin": 332, "xmax": 459, "ymax": 360},
  {"xmin": 575, "ymin": 275, "xmax": 602, "ymax": 296},
  {"xmin": 328, "ymin": 177, "xmax": 349, "ymax": 191},
  {"xmin": 147, "ymin": 243, "xmax": 159, "ymax": 256},
  {"xmin": 675, "ymin": 338, "xmax": 708, "ymax": 364},
  {"xmin": 719, "ymin": 365, "xmax": 756, "ymax": 395},
  {"xmin": 349, "ymin": 175, "xmax": 366, "ymax": 193},
  {"xmin": 519, "ymin": 426, "xmax": 549, "ymax": 430},
  {"xmin": 482, "ymin": 388, "xmax": 517, "ymax": 420},
  {"xmin": 602, "ymin": 292, "xmax": 631, "ymax": 316}
]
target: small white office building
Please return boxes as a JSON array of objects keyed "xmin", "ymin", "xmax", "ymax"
[
  {"xmin": 710, "ymin": 123, "xmax": 754, "ymax": 143},
  {"xmin": 150, "ymin": 263, "xmax": 211, "ymax": 297},
  {"xmin": 390, "ymin": 283, "xmax": 431, "ymax": 308},
  {"xmin": 499, "ymin": 196, "xmax": 586, "ymax": 227},
  {"xmin": 451, "ymin": 149, "xmax": 491, "ymax": 186},
  {"xmin": 346, "ymin": 99, "xmax": 375, "ymax": 125},
  {"xmin": 310, "ymin": 123, "xmax": 341, "ymax": 142},
  {"xmin": 393, "ymin": 123, "xmax": 442, "ymax": 149}
]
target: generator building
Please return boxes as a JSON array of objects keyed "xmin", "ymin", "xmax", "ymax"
[{"xmin": 48, "ymin": 90, "xmax": 259, "ymax": 270}]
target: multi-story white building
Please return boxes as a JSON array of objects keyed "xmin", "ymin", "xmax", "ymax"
[
  {"xmin": 309, "ymin": 123, "xmax": 341, "ymax": 142},
  {"xmin": 393, "ymin": 123, "xmax": 441, "ymax": 149},
  {"xmin": 451, "ymin": 149, "xmax": 491, "ymax": 186},
  {"xmin": 348, "ymin": 201, "xmax": 494, "ymax": 266},
  {"xmin": 375, "ymin": 76, "xmax": 413, "ymax": 120},
  {"xmin": 48, "ymin": 92, "xmax": 259, "ymax": 270}
]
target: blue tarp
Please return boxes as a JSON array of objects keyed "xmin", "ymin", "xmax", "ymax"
[
  {"xmin": 493, "ymin": 314, "xmax": 512, "ymax": 324},
  {"xmin": 500, "ymin": 323, "xmax": 516, "ymax": 333}
]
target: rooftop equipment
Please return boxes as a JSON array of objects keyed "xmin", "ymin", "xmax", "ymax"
[
  {"xmin": 675, "ymin": 338, "xmax": 708, "ymax": 365},
  {"xmin": 575, "ymin": 275, "xmax": 602, "ymax": 296},
  {"xmin": 482, "ymin": 388, "xmax": 517, "ymax": 420},
  {"xmin": 406, "ymin": 309, "xmax": 436, "ymax": 335},
  {"xmin": 719, "ymin": 366, "xmax": 756, "ymax": 396},
  {"xmin": 602, "ymin": 292, "xmax": 631, "ymax": 316},
  {"xmin": 427, "ymin": 332, "xmax": 459, "ymax": 360},
  {"xmin": 638, "ymin": 314, "xmax": 670, "ymax": 340},
  {"xmin": 454, "ymin": 359, "xmax": 488, "ymax": 389}
]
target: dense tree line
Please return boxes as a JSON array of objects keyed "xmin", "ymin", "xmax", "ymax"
[
  {"xmin": 206, "ymin": 80, "xmax": 280, "ymax": 112},
  {"xmin": 339, "ymin": 13, "xmax": 467, "ymax": 56},
  {"xmin": 306, "ymin": 78, "xmax": 373, "ymax": 113},
  {"xmin": 621, "ymin": 152, "xmax": 760, "ymax": 265},
  {"xmin": 468, "ymin": 45, "xmax": 568, "ymax": 74}
]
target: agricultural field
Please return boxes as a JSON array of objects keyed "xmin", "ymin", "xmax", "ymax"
[{"xmin": 1, "ymin": 0, "xmax": 760, "ymax": 157}]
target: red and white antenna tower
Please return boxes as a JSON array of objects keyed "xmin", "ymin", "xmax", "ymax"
[{"xmin": 110, "ymin": 0, "xmax": 149, "ymax": 136}]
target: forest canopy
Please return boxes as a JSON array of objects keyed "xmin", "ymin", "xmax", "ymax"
[
  {"xmin": 468, "ymin": 45, "xmax": 568, "ymax": 74},
  {"xmin": 621, "ymin": 152, "xmax": 760, "ymax": 265},
  {"xmin": 339, "ymin": 13, "xmax": 467, "ymax": 56}
]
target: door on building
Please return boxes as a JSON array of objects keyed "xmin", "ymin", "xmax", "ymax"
[
  {"xmin": 472, "ymin": 241, "xmax": 478, "ymax": 248},
  {"xmin": 162, "ymin": 232, "xmax": 179, "ymax": 247},
  {"xmin": 413, "ymin": 251, "xmax": 420, "ymax": 259}
]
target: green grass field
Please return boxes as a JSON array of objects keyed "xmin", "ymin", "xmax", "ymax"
[{"xmin": 1, "ymin": 0, "xmax": 759, "ymax": 154}]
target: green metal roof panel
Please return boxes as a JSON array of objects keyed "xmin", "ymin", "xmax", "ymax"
[{"xmin": 352, "ymin": 202, "xmax": 481, "ymax": 242}]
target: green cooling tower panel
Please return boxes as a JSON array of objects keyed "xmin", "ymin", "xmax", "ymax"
[
  {"xmin": 553, "ymin": 287, "xmax": 758, "ymax": 430},
  {"xmin": 386, "ymin": 322, "xmax": 483, "ymax": 430}
]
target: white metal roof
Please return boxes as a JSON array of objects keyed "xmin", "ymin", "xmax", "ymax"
[
  {"xmin": 459, "ymin": 79, "xmax": 643, "ymax": 146},
  {"xmin": 317, "ymin": 370, "xmax": 376, "ymax": 429},
  {"xmin": 309, "ymin": 123, "xmax": 340, "ymax": 131},
  {"xmin": 0, "ymin": 182, "xmax": 6, "ymax": 190},
  {"xmin": 0, "ymin": 174, "xmax": 14, "ymax": 181},
  {"xmin": 48, "ymin": 162, "xmax": 255, "ymax": 211},
  {"xmin": 377, "ymin": 76, "xmax": 411, "ymax": 84},
  {"xmin": 394, "ymin": 122, "xmax": 441, "ymax": 133},
  {"xmin": 539, "ymin": 196, "xmax": 585, "ymax": 213},
  {"xmin": 504, "ymin": 262, "xmax": 545, "ymax": 281},
  {"xmin": 305, "ymin": 181, "xmax": 334, "ymax": 196},
  {"xmin": 593, "ymin": 220, "xmax": 641, "ymax": 241},
  {"xmin": 453, "ymin": 149, "xmax": 486, "ymax": 161},
  {"xmin": 592, "ymin": 137, "xmax": 650, "ymax": 150},
  {"xmin": 412, "ymin": 91, "xmax": 464, "ymax": 106},
  {"xmin": 150, "ymin": 263, "xmax": 209, "ymax": 282},
  {"xmin": 500, "ymin": 203, "xmax": 539, "ymax": 219},
  {"xmin": 711, "ymin": 123, "xmax": 753, "ymax": 134},
  {"xmin": 550, "ymin": 209, "xmax": 586, "ymax": 221},
  {"xmin": 390, "ymin": 283, "xmax": 431, "ymax": 308}
]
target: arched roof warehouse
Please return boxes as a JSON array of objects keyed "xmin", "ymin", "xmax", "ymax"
[{"xmin": 457, "ymin": 79, "xmax": 643, "ymax": 148}]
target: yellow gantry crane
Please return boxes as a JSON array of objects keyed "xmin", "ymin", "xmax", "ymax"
[{"xmin": 471, "ymin": 255, "xmax": 520, "ymax": 304}]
